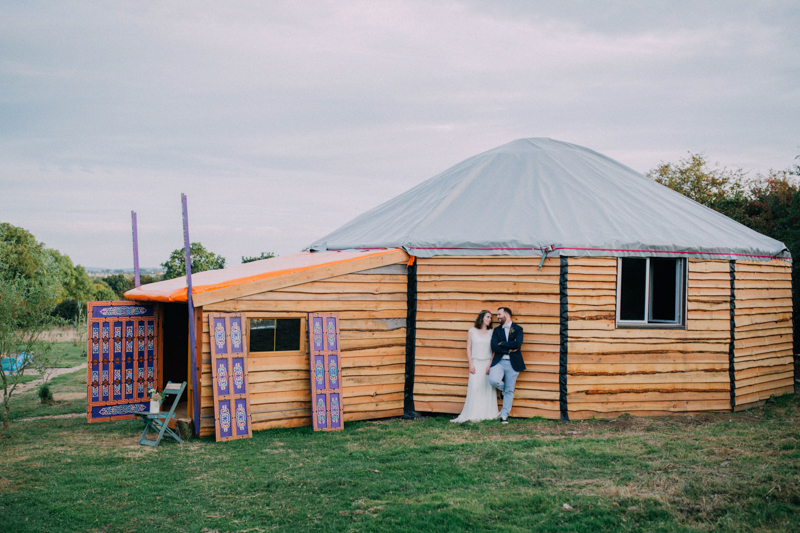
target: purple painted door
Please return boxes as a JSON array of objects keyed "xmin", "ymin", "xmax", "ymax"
[
  {"xmin": 309, "ymin": 313, "xmax": 343, "ymax": 431},
  {"xmin": 209, "ymin": 313, "xmax": 253, "ymax": 442},
  {"xmin": 86, "ymin": 301, "xmax": 159, "ymax": 422}
]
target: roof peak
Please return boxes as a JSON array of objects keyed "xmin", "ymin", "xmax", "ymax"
[{"xmin": 305, "ymin": 139, "xmax": 788, "ymax": 261}]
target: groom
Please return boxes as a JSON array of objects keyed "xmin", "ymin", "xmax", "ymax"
[{"xmin": 488, "ymin": 307, "xmax": 525, "ymax": 423}]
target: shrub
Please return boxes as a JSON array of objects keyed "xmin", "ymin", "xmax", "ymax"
[{"xmin": 38, "ymin": 383, "xmax": 54, "ymax": 405}]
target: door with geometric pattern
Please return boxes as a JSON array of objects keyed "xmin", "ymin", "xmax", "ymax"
[
  {"xmin": 208, "ymin": 312, "xmax": 253, "ymax": 442},
  {"xmin": 308, "ymin": 313, "xmax": 343, "ymax": 431},
  {"xmin": 86, "ymin": 301, "xmax": 159, "ymax": 422}
]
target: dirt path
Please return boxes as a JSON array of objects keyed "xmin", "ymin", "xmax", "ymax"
[
  {"xmin": 15, "ymin": 363, "xmax": 86, "ymax": 395},
  {"xmin": 17, "ymin": 412, "xmax": 85, "ymax": 422}
]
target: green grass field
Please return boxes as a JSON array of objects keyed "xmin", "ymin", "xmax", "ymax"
[
  {"xmin": 47, "ymin": 339, "xmax": 88, "ymax": 368},
  {"xmin": 1, "ymin": 356, "xmax": 798, "ymax": 532},
  {"xmin": 2, "ymin": 342, "xmax": 87, "ymax": 421}
]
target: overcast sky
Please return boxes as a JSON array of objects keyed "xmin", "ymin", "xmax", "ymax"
[{"xmin": 2, "ymin": 1, "xmax": 798, "ymax": 269}]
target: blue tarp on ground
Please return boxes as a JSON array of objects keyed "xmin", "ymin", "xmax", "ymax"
[{"xmin": 1, "ymin": 353, "xmax": 30, "ymax": 375}]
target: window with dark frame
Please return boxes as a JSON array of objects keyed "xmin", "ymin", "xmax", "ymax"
[
  {"xmin": 249, "ymin": 318, "xmax": 302, "ymax": 352},
  {"xmin": 617, "ymin": 257, "xmax": 685, "ymax": 326}
]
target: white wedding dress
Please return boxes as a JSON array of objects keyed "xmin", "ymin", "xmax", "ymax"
[{"xmin": 451, "ymin": 328, "xmax": 500, "ymax": 423}]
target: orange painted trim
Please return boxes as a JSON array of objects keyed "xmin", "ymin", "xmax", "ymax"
[{"xmin": 127, "ymin": 249, "xmax": 402, "ymax": 303}]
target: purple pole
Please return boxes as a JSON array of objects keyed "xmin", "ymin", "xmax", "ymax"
[
  {"xmin": 182, "ymin": 194, "xmax": 200, "ymax": 435},
  {"xmin": 131, "ymin": 211, "xmax": 141, "ymax": 288}
]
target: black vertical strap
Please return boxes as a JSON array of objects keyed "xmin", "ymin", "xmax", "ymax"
[
  {"xmin": 403, "ymin": 259, "xmax": 418, "ymax": 419},
  {"xmin": 728, "ymin": 260, "xmax": 736, "ymax": 410},
  {"xmin": 559, "ymin": 256, "xmax": 569, "ymax": 422}
]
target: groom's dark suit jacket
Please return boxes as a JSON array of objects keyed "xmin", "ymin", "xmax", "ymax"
[{"xmin": 490, "ymin": 323, "xmax": 526, "ymax": 372}]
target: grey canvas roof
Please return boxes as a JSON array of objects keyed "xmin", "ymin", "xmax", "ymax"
[{"xmin": 306, "ymin": 138, "xmax": 790, "ymax": 261}]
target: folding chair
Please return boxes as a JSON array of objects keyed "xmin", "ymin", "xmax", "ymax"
[{"xmin": 135, "ymin": 381, "xmax": 186, "ymax": 446}]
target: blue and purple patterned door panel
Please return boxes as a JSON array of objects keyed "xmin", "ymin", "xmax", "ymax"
[
  {"xmin": 229, "ymin": 317, "xmax": 244, "ymax": 354},
  {"xmin": 327, "ymin": 354, "xmax": 339, "ymax": 390},
  {"xmin": 86, "ymin": 302, "xmax": 157, "ymax": 423},
  {"xmin": 315, "ymin": 394, "xmax": 328, "ymax": 429},
  {"xmin": 313, "ymin": 355, "xmax": 325, "ymax": 391},
  {"xmin": 102, "ymin": 322, "xmax": 110, "ymax": 402},
  {"xmin": 231, "ymin": 358, "xmax": 246, "ymax": 395},
  {"xmin": 124, "ymin": 321, "xmax": 134, "ymax": 400},
  {"xmin": 308, "ymin": 313, "xmax": 343, "ymax": 432},
  {"xmin": 329, "ymin": 393, "xmax": 342, "ymax": 429},
  {"xmin": 312, "ymin": 316, "xmax": 324, "ymax": 352},
  {"xmin": 212, "ymin": 317, "xmax": 227, "ymax": 355},
  {"xmin": 137, "ymin": 322, "xmax": 146, "ymax": 397},
  {"xmin": 209, "ymin": 313, "xmax": 253, "ymax": 442},
  {"xmin": 216, "ymin": 358, "xmax": 230, "ymax": 397},
  {"xmin": 112, "ymin": 321, "xmax": 123, "ymax": 401},
  {"xmin": 218, "ymin": 399, "xmax": 233, "ymax": 439},
  {"xmin": 325, "ymin": 316, "xmax": 338, "ymax": 352},
  {"xmin": 90, "ymin": 323, "xmax": 100, "ymax": 403},
  {"xmin": 146, "ymin": 320, "xmax": 155, "ymax": 392},
  {"xmin": 234, "ymin": 398, "xmax": 249, "ymax": 435}
]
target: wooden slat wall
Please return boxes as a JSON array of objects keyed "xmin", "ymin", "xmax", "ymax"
[
  {"xmin": 189, "ymin": 254, "xmax": 792, "ymax": 435},
  {"xmin": 196, "ymin": 263, "xmax": 408, "ymax": 436},
  {"xmin": 566, "ymin": 258, "xmax": 733, "ymax": 419},
  {"xmin": 413, "ymin": 255, "xmax": 562, "ymax": 419},
  {"xmin": 733, "ymin": 259, "xmax": 794, "ymax": 410}
]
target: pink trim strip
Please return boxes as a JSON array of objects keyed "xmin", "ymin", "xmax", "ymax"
[
  {"xmin": 329, "ymin": 246, "xmax": 787, "ymax": 260},
  {"xmin": 554, "ymin": 247, "xmax": 782, "ymax": 260}
]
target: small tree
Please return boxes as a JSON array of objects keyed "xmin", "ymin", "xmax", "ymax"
[
  {"xmin": 161, "ymin": 242, "xmax": 226, "ymax": 280},
  {"xmin": 101, "ymin": 274, "xmax": 134, "ymax": 298},
  {"xmin": 0, "ymin": 242, "xmax": 63, "ymax": 431},
  {"xmin": 47, "ymin": 248, "xmax": 94, "ymax": 302},
  {"xmin": 71, "ymin": 304, "xmax": 87, "ymax": 348},
  {"xmin": 0, "ymin": 223, "xmax": 45, "ymax": 280},
  {"xmin": 646, "ymin": 153, "xmax": 748, "ymax": 208},
  {"xmin": 90, "ymin": 280, "xmax": 118, "ymax": 301},
  {"xmin": 139, "ymin": 273, "xmax": 160, "ymax": 285},
  {"xmin": 242, "ymin": 252, "xmax": 276, "ymax": 263}
]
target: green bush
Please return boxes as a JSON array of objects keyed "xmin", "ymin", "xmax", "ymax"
[
  {"xmin": 51, "ymin": 298, "xmax": 82, "ymax": 321},
  {"xmin": 38, "ymin": 383, "xmax": 53, "ymax": 405}
]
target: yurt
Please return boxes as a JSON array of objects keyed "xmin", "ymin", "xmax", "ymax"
[
  {"xmin": 113, "ymin": 138, "xmax": 792, "ymax": 438},
  {"xmin": 306, "ymin": 138, "xmax": 793, "ymax": 420}
]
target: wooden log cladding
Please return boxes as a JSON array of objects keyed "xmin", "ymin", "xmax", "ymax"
[
  {"xmin": 417, "ymin": 280, "xmax": 560, "ymax": 294},
  {"xmin": 563, "ymin": 257, "xmax": 791, "ymax": 417},
  {"xmin": 421, "ymin": 256, "xmax": 563, "ymax": 267},
  {"xmin": 414, "ymin": 256, "xmax": 562, "ymax": 418},
  {"xmin": 566, "ymin": 258, "xmax": 735, "ymax": 417},
  {"xmin": 195, "ymin": 254, "xmax": 791, "ymax": 430},
  {"xmin": 570, "ymin": 409, "xmax": 718, "ymax": 419},
  {"xmin": 417, "ymin": 292, "xmax": 560, "ymax": 303},
  {"xmin": 204, "ymin": 299, "xmax": 405, "ymax": 315},
  {"xmin": 192, "ymin": 248, "xmax": 409, "ymax": 306},
  {"xmin": 238, "ymin": 292, "xmax": 407, "ymax": 302},
  {"xmin": 197, "ymin": 259, "xmax": 408, "ymax": 431}
]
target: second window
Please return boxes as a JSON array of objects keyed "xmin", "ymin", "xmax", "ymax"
[{"xmin": 617, "ymin": 257, "xmax": 686, "ymax": 327}]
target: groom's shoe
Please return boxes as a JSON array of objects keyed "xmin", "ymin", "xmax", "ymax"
[{"xmin": 501, "ymin": 416, "xmax": 508, "ymax": 424}]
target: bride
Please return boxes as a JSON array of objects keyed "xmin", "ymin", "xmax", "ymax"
[{"xmin": 451, "ymin": 310, "xmax": 500, "ymax": 423}]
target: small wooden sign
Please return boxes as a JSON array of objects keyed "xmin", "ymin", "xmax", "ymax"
[{"xmin": 308, "ymin": 313, "xmax": 343, "ymax": 431}]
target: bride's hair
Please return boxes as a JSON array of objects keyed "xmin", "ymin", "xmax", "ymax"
[{"xmin": 474, "ymin": 310, "xmax": 492, "ymax": 329}]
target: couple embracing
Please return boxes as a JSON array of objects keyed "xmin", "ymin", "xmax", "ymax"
[{"xmin": 451, "ymin": 307, "xmax": 525, "ymax": 424}]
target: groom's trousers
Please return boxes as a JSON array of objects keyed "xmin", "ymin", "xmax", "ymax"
[{"xmin": 488, "ymin": 360, "xmax": 519, "ymax": 419}]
